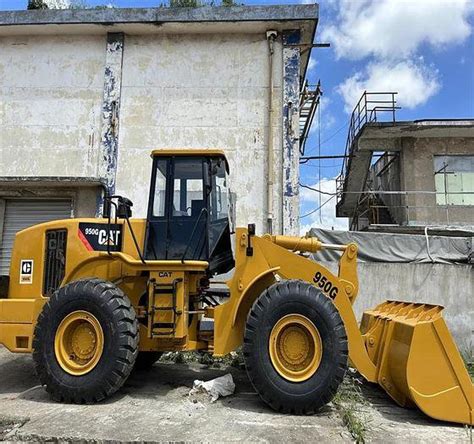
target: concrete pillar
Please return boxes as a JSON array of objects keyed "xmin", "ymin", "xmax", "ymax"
[{"xmin": 282, "ymin": 30, "xmax": 300, "ymax": 235}]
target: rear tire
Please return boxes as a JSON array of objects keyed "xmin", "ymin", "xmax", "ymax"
[
  {"xmin": 243, "ymin": 279, "xmax": 348, "ymax": 414},
  {"xmin": 134, "ymin": 351, "xmax": 163, "ymax": 370},
  {"xmin": 33, "ymin": 278, "xmax": 139, "ymax": 403}
]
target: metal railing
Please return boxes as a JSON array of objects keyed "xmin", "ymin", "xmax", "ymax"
[
  {"xmin": 336, "ymin": 91, "xmax": 400, "ymax": 198},
  {"xmin": 349, "ymin": 190, "xmax": 474, "ymax": 231}
]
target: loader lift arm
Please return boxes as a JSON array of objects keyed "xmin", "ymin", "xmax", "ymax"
[{"xmin": 215, "ymin": 228, "xmax": 377, "ymax": 382}]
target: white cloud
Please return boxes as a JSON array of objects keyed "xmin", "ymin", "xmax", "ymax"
[
  {"xmin": 309, "ymin": 113, "xmax": 336, "ymax": 136},
  {"xmin": 337, "ymin": 59, "xmax": 441, "ymax": 113},
  {"xmin": 321, "ymin": 0, "xmax": 473, "ymax": 61},
  {"xmin": 44, "ymin": 0, "xmax": 71, "ymax": 8},
  {"xmin": 309, "ymin": 96, "xmax": 335, "ymax": 134},
  {"xmin": 307, "ymin": 56, "xmax": 317, "ymax": 72},
  {"xmin": 299, "ymin": 178, "xmax": 348, "ymax": 235}
]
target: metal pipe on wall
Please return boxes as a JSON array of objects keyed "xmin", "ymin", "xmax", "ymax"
[{"xmin": 266, "ymin": 30, "xmax": 277, "ymax": 234}]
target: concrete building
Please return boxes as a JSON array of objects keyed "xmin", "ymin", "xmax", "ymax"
[
  {"xmin": 331, "ymin": 93, "xmax": 473, "ymax": 346},
  {"xmin": 0, "ymin": 5, "xmax": 319, "ymax": 275},
  {"xmin": 336, "ymin": 94, "xmax": 474, "ymax": 232}
]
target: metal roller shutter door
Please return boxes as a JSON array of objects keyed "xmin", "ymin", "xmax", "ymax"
[{"xmin": 0, "ymin": 199, "xmax": 72, "ymax": 276}]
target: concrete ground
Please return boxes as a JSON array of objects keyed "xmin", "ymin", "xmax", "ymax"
[{"xmin": 0, "ymin": 346, "xmax": 470, "ymax": 443}]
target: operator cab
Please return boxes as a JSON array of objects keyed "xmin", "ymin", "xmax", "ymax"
[{"xmin": 145, "ymin": 150, "xmax": 235, "ymax": 275}]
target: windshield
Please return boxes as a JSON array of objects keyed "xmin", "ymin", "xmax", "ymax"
[{"xmin": 210, "ymin": 158, "xmax": 229, "ymax": 222}]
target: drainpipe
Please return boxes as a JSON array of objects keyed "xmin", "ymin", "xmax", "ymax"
[{"xmin": 266, "ymin": 30, "xmax": 277, "ymax": 234}]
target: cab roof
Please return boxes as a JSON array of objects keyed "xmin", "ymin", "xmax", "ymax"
[
  {"xmin": 151, "ymin": 148, "xmax": 225, "ymax": 157},
  {"xmin": 151, "ymin": 149, "xmax": 229, "ymax": 170}
]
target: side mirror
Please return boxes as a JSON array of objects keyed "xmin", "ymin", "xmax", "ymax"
[{"xmin": 117, "ymin": 197, "xmax": 133, "ymax": 219}]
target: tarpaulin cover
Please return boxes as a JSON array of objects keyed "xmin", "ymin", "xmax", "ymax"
[{"xmin": 309, "ymin": 229, "xmax": 473, "ymax": 264}]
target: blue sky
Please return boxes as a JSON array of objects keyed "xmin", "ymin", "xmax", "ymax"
[
  {"xmin": 1, "ymin": 0, "xmax": 473, "ymax": 231},
  {"xmin": 300, "ymin": 0, "xmax": 473, "ymax": 231}
]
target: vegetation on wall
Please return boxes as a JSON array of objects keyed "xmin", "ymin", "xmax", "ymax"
[
  {"xmin": 169, "ymin": 0, "xmax": 241, "ymax": 6},
  {"xmin": 28, "ymin": 0, "xmax": 91, "ymax": 9},
  {"xmin": 28, "ymin": 0, "xmax": 242, "ymax": 9},
  {"xmin": 27, "ymin": 0, "xmax": 49, "ymax": 9}
]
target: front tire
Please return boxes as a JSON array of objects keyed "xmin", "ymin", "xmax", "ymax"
[
  {"xmin": 243, "ymin": 280, "xmax": 348, "ymax": 414},
  {"xmin": 33, "ymin": 278, "xmax": 139, "ymax": 403}
]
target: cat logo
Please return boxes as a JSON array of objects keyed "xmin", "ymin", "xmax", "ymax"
[
  {"xmin": 20, "ymin": 259, "xmax": 34, "ymax": 285},
  {"xmin": 98, "ymin": 229, "xmax": 120, "ymax": 246},
  {"xmin": 159, "ymin": 272, "xmax": 172, "ymax": 278},
  {"xmin": 78, "ymin": 223, "xmax": 123, "ymax": 252}
]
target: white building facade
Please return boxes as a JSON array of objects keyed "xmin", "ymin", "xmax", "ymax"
[{"xmin": 0, "ymin": 5, "xmax": 317, "ymax": 274}]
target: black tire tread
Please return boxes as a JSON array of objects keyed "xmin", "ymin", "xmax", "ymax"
[
  {"xmin": 243, "ymin": 279, "xmax": 348, "ymax": 415},
  {"xmin": 32, "ymin": 278, "xmax": 139, "ymax": 403}
]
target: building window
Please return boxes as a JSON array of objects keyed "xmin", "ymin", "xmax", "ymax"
[{"xmin": 434, "ymin": 155, "xmax": 474, "ymax": 206}]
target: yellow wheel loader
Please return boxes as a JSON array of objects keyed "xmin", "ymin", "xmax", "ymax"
[{"xmin": 0, "ymin": 150, "xmax": 472, "ymax": 425}]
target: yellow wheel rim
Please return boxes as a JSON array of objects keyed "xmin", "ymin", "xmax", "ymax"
[
  {"xmin": 269, "ymin": 314, "xmax": 322, "ymax": 382},
  {"xmin": 54, "ymin": 310, "xmax": 104, "ymax": 376}
]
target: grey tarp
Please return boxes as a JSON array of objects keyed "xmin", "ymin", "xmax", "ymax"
[{"xmin": 308, "ymin": 229, "xmax": 473, "ymax": 264}]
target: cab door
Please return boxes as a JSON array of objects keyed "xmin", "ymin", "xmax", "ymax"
[{"xmin": 145, "ymin": 156, "xmax": 208, "ymax": 260}]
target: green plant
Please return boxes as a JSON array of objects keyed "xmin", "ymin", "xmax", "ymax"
[
  {"xmin": 27, "ymin": 0, "xmax": 48, "ymax": 9},
  {"xmin": 333, "ymin": 374, "xmax": 370, "ymax": 443},
  {"xmin": 164, "ymin": 0, "xmax": 243, "ymax": 7},
  {"xmin": 169, "ymin": 0, "xmax": 201, "ymax": 7},
  {"xmin": 222, "ymin": 0, "xmax": 239, "ymax": 6},
  {"xmin": 461, "ymin": 346, "xmax": 474, "ymax": 381},
  {"xmin": 28, "ymin": 0, "xmax": 116, "ymax": 9}
]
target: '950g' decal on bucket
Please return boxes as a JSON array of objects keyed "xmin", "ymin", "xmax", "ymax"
[{"xmin": 78, "ymin": 223, "xmax": 123, "ymax": 252}]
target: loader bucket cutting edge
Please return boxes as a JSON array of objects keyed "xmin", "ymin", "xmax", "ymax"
[{"xmin": 360, "ymin": 300, "xmax": 473, "ymax": 425}]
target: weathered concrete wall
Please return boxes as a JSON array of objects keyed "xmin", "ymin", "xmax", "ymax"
[
  {"xmin": 400, "ymin": 137, "xmax": 474, "ymax": 226},
  {"xmin": 0, "ymin": 31, "xmax": 290, "ymax": 234},
  {"xmin": 116, "ymin": 33, "xmax": 284, "ymax": 233},
  {"xmin": 0, "ymin": 34, "xmax": 104, "ymax": 177},
  {"xmin": 324, "ymin": 260, "xmax": 473, "ymax": 350}
]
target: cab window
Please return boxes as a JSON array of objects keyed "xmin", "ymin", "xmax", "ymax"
[
  {"xmin": 172, "ymin": 158, "xmax": 205, "ymax": 218},
  {"xmin": 153, "ymin": 159, "xmax": 167, "ymax": 217},
  {"xmin": 210, "ymin": 159, "xmax": 229, "ymax": 221}
]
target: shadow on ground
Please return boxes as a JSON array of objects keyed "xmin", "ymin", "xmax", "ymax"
[{"xmin": 0, "ymin": 354, "xmax": 38, "ymax": 395}]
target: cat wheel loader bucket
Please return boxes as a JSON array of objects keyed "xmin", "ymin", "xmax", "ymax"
[{"xmin": 361, "ymin": 301, "xmax": 473, "ymax": 425}]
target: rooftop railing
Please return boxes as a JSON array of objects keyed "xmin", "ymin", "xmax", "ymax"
[
  {"xmin": 336, "ymin": 91, "xmax": 400, "ymax": 199},
  {"xmin": 349, "ymin": 189, "xmax": 474, "ymax": 231}
]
